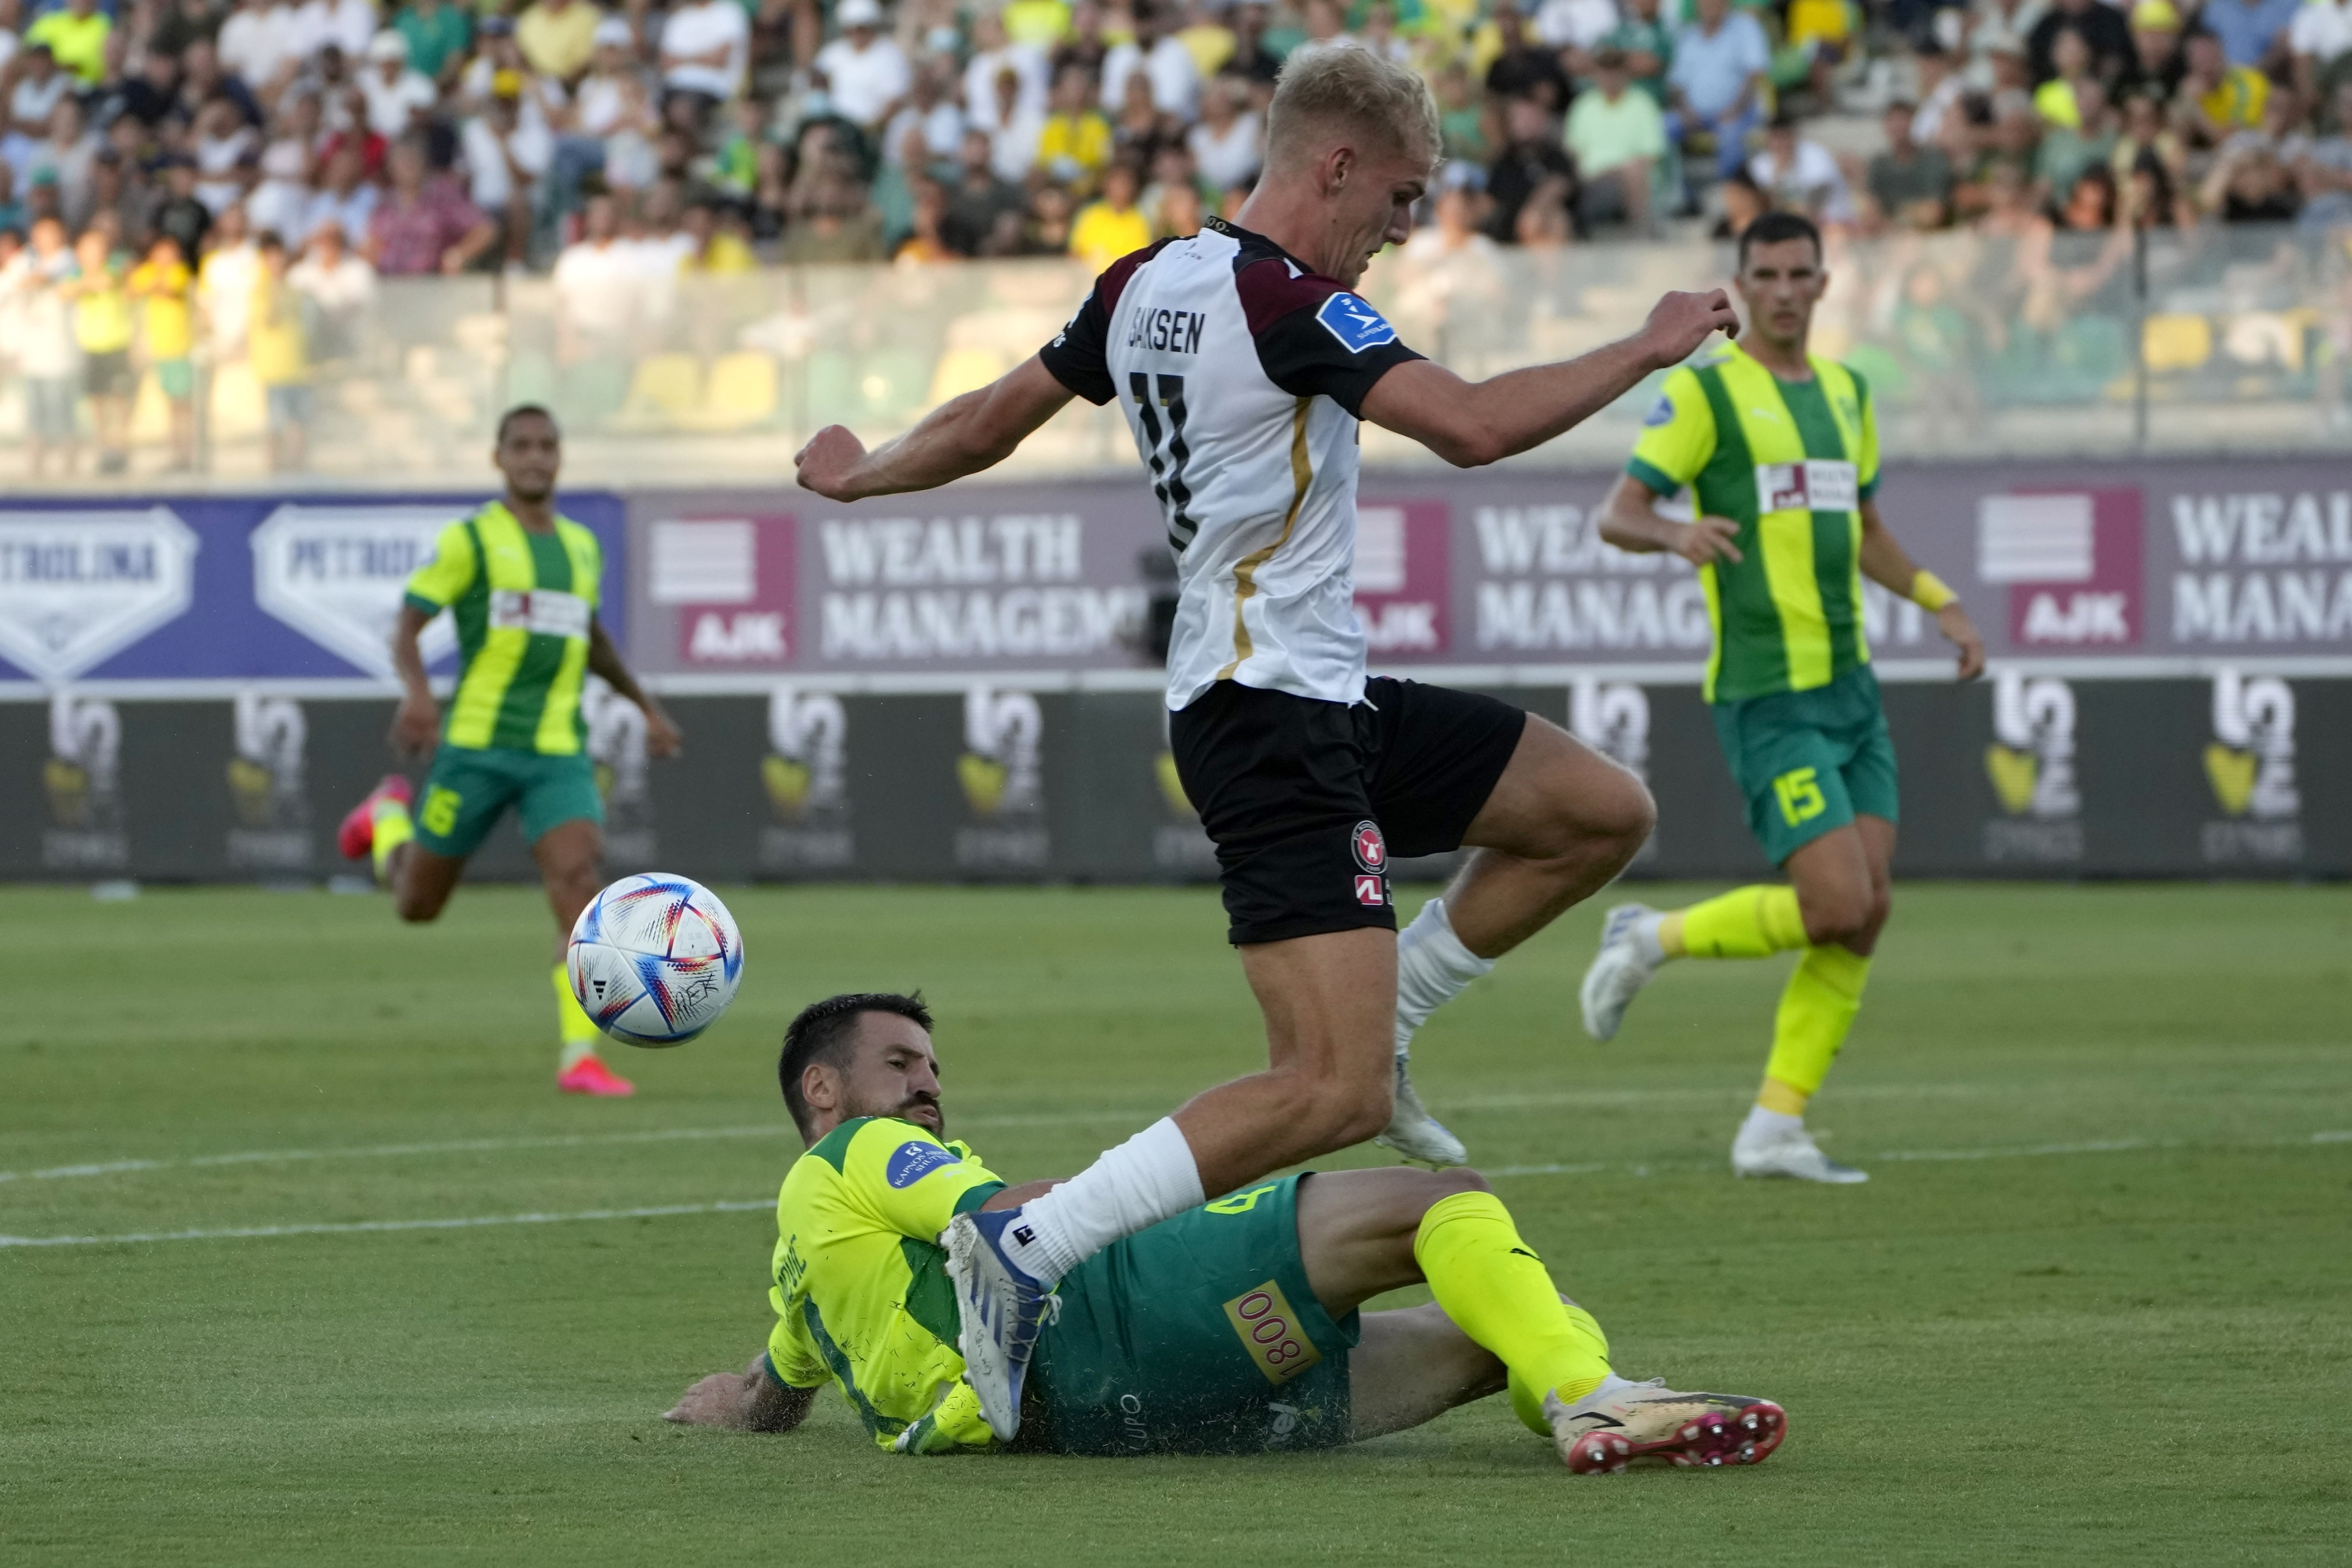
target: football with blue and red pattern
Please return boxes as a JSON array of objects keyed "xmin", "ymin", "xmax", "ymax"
[{"xmin": 566, "ymin": 874, "xmax": 744, "ymax": 1047}]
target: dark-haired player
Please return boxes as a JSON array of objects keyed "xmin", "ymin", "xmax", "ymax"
[
  {"xmin": 664, "ymin": 992, "xmax": 1788, "ymax": 1471},
  {"xmin": 1582, "ymin": 212, "xmax": 1984, "ymax": 1181},
  {"xmin": 337, "ymin": 405, "xmax": 683, "ymax": 1097},
  {"xmin": 792, "ymin": 45, "xmax": 1738, "ymax": 1441}
]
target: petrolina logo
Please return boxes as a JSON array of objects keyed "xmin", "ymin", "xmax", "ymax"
[
  {"xmin": 2201, "ymin": 670, "xmax": 2301, "ymax": 864},
  {"xmin": 1977, "ymin": 490, "xmax": 2143, "ymax": 647}
]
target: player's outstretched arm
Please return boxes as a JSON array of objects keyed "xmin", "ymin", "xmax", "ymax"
[
  {"xmin": 587, "ymin": 618, "xmax": 684, "ymax": 756},
  {"xmin": 662, "ymin": 1352, "xmax": 818, "ymax": 1432},
  {"xmin": 1857, "ymin": 499, "xmax": 1984, "ymax": 681},
  {"xmin": 1359, "ymin": 290, "xmax": 1738, "ymax": 468},
  {"xmin": 795, "ymin": 356, "xmax": 1075, "ymax": 502}
]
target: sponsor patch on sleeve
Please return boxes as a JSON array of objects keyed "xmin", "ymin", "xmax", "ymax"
[
  {"xmin": 1642, "ymin": 394, "xmax": 1676, "ymax": 427},
  {"xmin": 884, "ymin": 1139, "xmax": 960, "ymax": 1188},
  {"xmin": 1314, "ymin": 291, "xmax": 1399, "ymax": 354}
]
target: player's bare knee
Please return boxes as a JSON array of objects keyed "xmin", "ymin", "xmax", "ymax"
[
  {"xmin": 1427, "ymin": 1167, "xmax": 1490, "ymax": 1201},
  {"xmin": 1800, "ymin": 892, "xmax": 1870, "ymax": 946}
]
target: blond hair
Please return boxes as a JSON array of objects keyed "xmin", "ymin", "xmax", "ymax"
[{"xmin": 1265, "ymin": 45, "xmax": 1442, "ymax": 171}]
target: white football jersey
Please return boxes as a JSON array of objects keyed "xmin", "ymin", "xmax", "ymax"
[{"xmin": 1040, "ymin": 216, "xmax": 1425, "ymax": 710}]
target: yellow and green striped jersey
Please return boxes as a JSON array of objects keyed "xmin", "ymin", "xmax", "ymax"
[
  {"xmin": 1626, "ymin": 342, "xmax": 1880, "ymax": 704},
  {"xmin": 767, "ymin": 1116, "xmax": 1007, "ymax": 1454},
  {"xmin": 402, "ymin": 502, "xmax": 604, "ymax": 754}
]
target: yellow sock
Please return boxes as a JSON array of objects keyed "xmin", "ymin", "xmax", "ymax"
[
  {"xmin": 1413, "ymin": 1190, "xmax": 1613, "ymax": 1435},
  {"xmin": 369, "ymin": 798, "xmax": 414, "ymax": 882},
  {"xmin": 1762, "ymin": 945, "xmax": 1872, "ymax": 1105},
  {"xmin": 1661, "ymin": 884, "xmax": 1806, "ymax": 959},
  {"xmin": 554, "ymin": 963, "xmax": 601, "ymax": 1069}
]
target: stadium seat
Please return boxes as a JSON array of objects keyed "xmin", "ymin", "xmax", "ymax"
[
  {"xmin": 699, "ymin": 351, "xmax": 780, "ymax": 429},
  {"xmin": 803, "ymin": 350, "xmax": 863, "ymax": 425},
  {"xmin": 624, "ymin": 354, "xmax": 705, "ymax": 421},
  {"xmin": 504, "ymin": 350, "xmax": 560, "ymax": 408},
  {"xmin": 209, "ymin": 361, "xmax": 266, "ymax": 439},
  {"xmin": 2141, "ymin": 314, "xmax": 2212, "ymax": 373},
  {"xmin": 928, "ymin": 347, "xmax": 1009, "ymax": 406}
]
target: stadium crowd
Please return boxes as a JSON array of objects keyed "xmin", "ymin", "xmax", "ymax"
[{"xmin": 1, "ymin": 0, "xmax": 2347, "ymax": 470}]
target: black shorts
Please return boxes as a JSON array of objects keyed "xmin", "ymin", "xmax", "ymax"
[{"xmin": 1169, "ymin": 677, "xmax": 1526, "ymax": 946}]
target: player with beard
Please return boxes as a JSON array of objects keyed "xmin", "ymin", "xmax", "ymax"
[
  {"xmin": 336, "ymin": 405, "xmax": 684, "ymax": 1098},
  {"xmin": 664, "ymin": 992, "xmax": 1788, "ymax": 1471},
  {"xmin": 792, "ymin": 45, "xmax": 1738, "ymax": 1440}
]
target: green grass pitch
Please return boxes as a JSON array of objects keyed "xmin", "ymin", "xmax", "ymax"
[{"xmin": 3, "ymin": 880, "xmax": 2347, "ymax": 1565}]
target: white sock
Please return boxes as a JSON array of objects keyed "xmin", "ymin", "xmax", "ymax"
[
  {"xmin": 1631, "ymin": 913, "xmax": 1667, "ymax": 966},
  {"xmin": 994, "ymin": 1116, "xmax": 1203, "ymax": 1281},
  {"xmin": 1737, "ymin": 1104, "xmax": 1803, "ymax": 1145},
  {"xmin": 1395, "ymin": 898, "xmax": 1495, "ymax": 1057}
]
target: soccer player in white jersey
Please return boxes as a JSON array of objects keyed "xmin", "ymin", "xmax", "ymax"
[{"xmin": 793, "ymin": 45, "xmax": 1738, "ymax": 1441}]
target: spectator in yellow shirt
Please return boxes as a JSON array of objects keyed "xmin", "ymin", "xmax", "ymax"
[
  {"xmin": 2183, "ymin": 28, "xmax": 2270, "ymax": 147},
  {"xmin": 127, "ymin": 235, "xmax": 197, "ymax": 471},
  {"xmin": 25, "ymin": 0, "xmax": 112, "ymax": 87},
  {"xmin": 65, "ymin": 227, "xmax": 135, "ymax": 474},
  {"xmin": 517, "ymin": 0, "xmax": 601, "ymax": 82},
  {"xmin": 1069, "ymin": 160, "xmax": 1151, "ymax": 270},
  {"xmin": 1037, "ymin": 63, "xmax": 1116, "ymax": 191},
  {"xmin": 249, "ymin": 232, "xmax": 312, "ymax": 473}
]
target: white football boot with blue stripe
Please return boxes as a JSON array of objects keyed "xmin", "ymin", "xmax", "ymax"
[{"xmin": 942, "ymin": 1207, "xmax": 1055, "ymax": 1441}]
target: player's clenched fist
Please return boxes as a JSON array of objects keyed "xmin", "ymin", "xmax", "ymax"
[
  {"xmin": 794, "ymin": 425, "xmax": 869, "ymax": 501},
  {"xmin": 1636, "ymin": 289, "xmax": 1740, "ymax": 368}
]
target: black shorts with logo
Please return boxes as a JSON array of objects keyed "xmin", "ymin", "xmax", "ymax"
[{"xmin": 1169, "ymin": 677, "xmax": 1526, "ymax": 946}]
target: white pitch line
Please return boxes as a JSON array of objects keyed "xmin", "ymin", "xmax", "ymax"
[
  {"xmin": 8, "ymin": 1131, "xmax": 2343, "ymax": 1250},
  {"xmin": 0, "ymin": 1199, "xmax": 778, "ymax": 1249},
  {"xmin": 0, "ymin": 1108, "xmax": 1163, "ymax": 1186}
]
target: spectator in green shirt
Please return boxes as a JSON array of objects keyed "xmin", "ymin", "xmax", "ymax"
[
  {"xmin": 1602, "ymin": 0, "xmax": 1676, "ymax": 107},
  {"xmin": 394, "ymin": 0, "xmax": 475, "ymax": 85},
  {"xmin": 1566, "ymin": 46, "xmax": 1667, "ymax": 234}
]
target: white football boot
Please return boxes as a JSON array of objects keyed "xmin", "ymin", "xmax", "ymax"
[
  {"xmin": 1578, "ymin": 903, "xmax": 1661, "ymax": 1042},
  {"xmin": 1547, "ymin": 1377, "xmax": 1788, "ymax": 1474},
  {"xmin": 1374, "ymin": 1054, "xmax": 1467, "ymax": 1167},
  {"xmin": 1731, "ymin": 1120, "xmax": 1869, "ymax": 1183}
]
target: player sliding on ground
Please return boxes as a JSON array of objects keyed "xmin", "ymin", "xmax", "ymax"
[
  {"xmin": 336, "ymin": 405, "xmax": 684, "ymax": 1098},
  {"xmin": 664, "ymin": 993, "xmax": 1787, "ymax": 1470},
  {"xmin": 793, "ymin": 45, "xmax": 1737, "ymax": 1441},
  {"xmin": 1580, "ymin": 212, "xmax": 1986, "ymax": 1183}
]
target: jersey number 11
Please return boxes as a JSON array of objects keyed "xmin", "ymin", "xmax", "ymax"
[{"xmin": 1130, "ymin": 372, "xmax": 1198, "ymax": 554}]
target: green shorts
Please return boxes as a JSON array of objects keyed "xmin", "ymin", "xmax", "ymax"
[
  {"xmin": 154, "ymin": 358, "xmax": 194, "ymax": 401},
  {"xmin": 1711, "ymin": 666, "xmax": 1900, "ymax": 866},
  {"xmin": 413, "ymin": 745, "xmax": 603, "ymax": 861},
  {"xmin": 1019, "ymin": 1174, "xmax": 1359, "ymax": 1457}
]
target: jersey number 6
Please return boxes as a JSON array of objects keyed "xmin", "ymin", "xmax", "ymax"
[{"xmin": 1129, "ymin": 372, "xmax": 1199, "ymax": 554}]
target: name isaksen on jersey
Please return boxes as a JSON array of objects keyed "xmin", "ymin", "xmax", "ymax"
[{"xmin": 1127, "ymin": 307, "xmax": 1207, "ymax": 354}]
